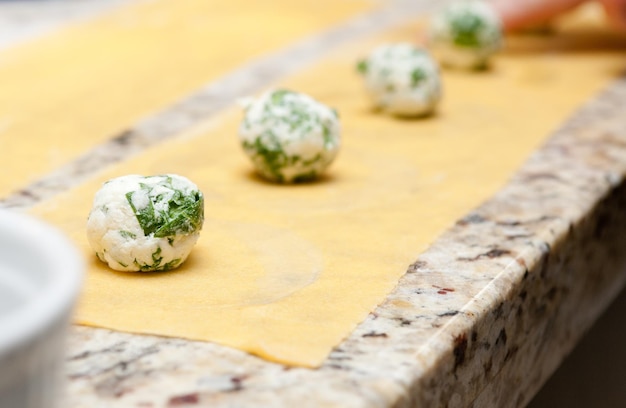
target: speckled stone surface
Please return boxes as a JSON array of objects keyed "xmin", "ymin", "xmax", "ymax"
[{"xmin": 4, "ymin": 1, "xmax": 626, "ymax": 407}]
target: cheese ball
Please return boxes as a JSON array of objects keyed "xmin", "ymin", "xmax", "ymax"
[
  {"xmin": 428, "ymin": 0, "xmax": 502, "ymax": 70},
  {"xmin": 86, "ymin": 174, "xmax": 204, "ymax": 272},
  {"xmin": 356, "ymin": 43, "xmax": 442, "ymax": 117},
  {"xmin": 239, "ymin": 89, "xmax": 341, "ymax": 183}
]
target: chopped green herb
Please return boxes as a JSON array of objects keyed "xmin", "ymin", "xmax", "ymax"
[
  {"xmin": 243, "ymin": 134, "xmax": 289, "ymax": 182},
  {"xmin": 301, "ymin": 153, "xmax": 323, "ymax": 167},
  {"xmin": 162, "ymin": 258, "xmax": 182, "ymax": 271},
  {"xmin": 271, "ymin": 89, "xmax": 291, "ymax": 104},
  {"xmin": 119, "ymin": 230, "xmax": 137, "ymax": 239},
  {"xmin": 356, "ymin": 59, "xmax": 368, "ymax": 74},
  {"xmin": 128, "ymin": 249, "xmax": 179, "ymax": 272},
  {"xmin": 449, "ymin": 11, "xmax": 486, "ymax": 48},
  {"xmin": 125, "ymin": 176, "xmax": 204, "ymax": 238},
  {"xmin": 152, "ymin": 247, "xmax": 163, "ymax": 265},
  {"xmin": 411, "ymin": 68, "xmax": 427, "ymax": 87}
]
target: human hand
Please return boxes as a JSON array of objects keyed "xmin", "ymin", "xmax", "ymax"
[{"xmin": 491, "ymin": 0, "xmax": 626, "ymax": 32}]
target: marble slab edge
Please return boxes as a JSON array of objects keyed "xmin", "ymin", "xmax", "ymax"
[{"xmin": 63, "ymin": 76, "xmax": 626, "ymax": 408}]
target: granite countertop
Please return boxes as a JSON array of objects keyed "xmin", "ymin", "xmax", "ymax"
[{"xmin": 4, "ymin": 1, "xmax": 626, "ymax": 407}]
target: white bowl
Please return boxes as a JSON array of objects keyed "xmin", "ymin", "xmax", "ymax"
[{"xmin": 0, "ymin": 209, "xmax": 83, "ymax": 408}]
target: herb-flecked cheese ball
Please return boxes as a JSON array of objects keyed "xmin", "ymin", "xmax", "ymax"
[
  {"xmin": 357, "ymin": 43, "xmax": 442, "ymax": 117},
  {"xmin": 86, "ymin": 174, "xmax": 204, "ymax": 272},
  {"xmin": 239, "ymin": 89, "xmax": 341, "ymax": 183},
  {"xmin": 428, "ymin": 0, "xmax": 502, "ymax": 70}
]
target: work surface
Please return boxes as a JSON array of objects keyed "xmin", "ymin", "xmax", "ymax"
[{"xmin": 3, "ymin": 0, "xmax": 626, "ymax": 406}]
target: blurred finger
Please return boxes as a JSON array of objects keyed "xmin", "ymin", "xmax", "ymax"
[
  {"xmin": 600, "ymin": 0, "xmax": 626, "ymax": 30},
  {"xmin": 491, "ymin": 0, "xmax": 586, "ymax": 31}
]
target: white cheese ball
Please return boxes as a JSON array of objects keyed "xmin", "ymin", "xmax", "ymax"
[
  {"xmin": 239, "ymin": 89, "xmax": 341, "ymax": 183},
  {"xmin": 357, "ymin": 43, "xmax": 442, "ymax": 117},
  {"xmin": 428, "ymin": 0, "xmax": 502, "ymax": 70},
  {"xmin": 86, "ymin": 174, "xmax": 204, "ymax": 272}
]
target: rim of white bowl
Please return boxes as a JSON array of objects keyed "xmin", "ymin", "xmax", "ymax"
[{"xmin": 0, "ymin": 209, "xmax": 83, "ymax": 354}]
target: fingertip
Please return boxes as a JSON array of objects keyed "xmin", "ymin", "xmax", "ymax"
[
  {"xmin": 601, "ymin": 0, "xmax": 626, "ymax": 31},
  {"xmin": 489, "ymin": 0, "xmax": 520, "ymax": 31},
  {"xmin": 490, "ymin": 0, "xmax": 587, "ymax": 32}
]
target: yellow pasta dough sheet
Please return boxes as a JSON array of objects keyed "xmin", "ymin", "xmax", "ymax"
[
  {"xmin": 0, "ymin": 0, "xmax": 376, "ymax": 197},
  {"xmin": 31, "ymin": 14, "xmax": 626, "ymax": 367}
]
